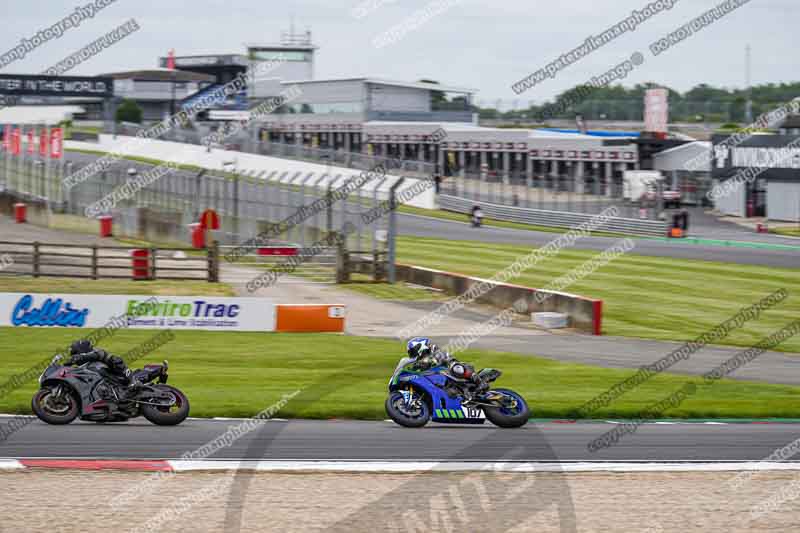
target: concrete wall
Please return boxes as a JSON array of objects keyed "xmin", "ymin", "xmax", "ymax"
[
  {"xmin": 396, "ymin": 264, "xmax": 603, "ymax": 335},
  {"xmin": 249, "ymin": 59, "xmax": 313, "ymax": 89},
  {"xmin": 249, "ymin": 78, "xmax": 284, "ymax": 99},
  {"xmin": 713, "ymin": 178, "xmax": 746, "ymax": 217},
  {"xmin": 767, "ymin": 181, "xmax": 800, "ymax": 222},
  {"xmin": 368, "ymin": 84, "xmax": 430, "ymax": 113},
  {"xmin": 653, "ymin": 141, "xmax": 711, "ymax": 172},
  {"xmin": 290, "ymin": 80, "xmax": 364, "ymax": 104}
]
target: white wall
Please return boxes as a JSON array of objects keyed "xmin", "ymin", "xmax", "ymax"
[
  {"xmin": 653, "ymin": 141, "xmax": 711, "ymax": 172},
  {"xmin": 713, "ymin": 178, "xmax": 746, "ymax": 217},
  {"xmin": 288, "ymin": 80, "xmax": 364, "ymax": 104},
  {"xmin": 767, "ymin": 181, "xmax": 800, "ymax": 222},
  {"xmin": 368, "ymin": 84, "xmax": 430, "ymax": 112}
]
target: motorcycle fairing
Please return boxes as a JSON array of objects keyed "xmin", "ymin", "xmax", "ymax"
[{"xmin": 390, "ymin": 365, "xmax": 486, "ymax": 424}]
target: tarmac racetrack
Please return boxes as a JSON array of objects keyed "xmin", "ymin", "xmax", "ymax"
[
  {"xmin": 2, "ymin": 417, "xmax": 800, "ymax": 463},
  {"xmin": 398, "ymin": 212, "xmax": 800, "ymax": 268}
]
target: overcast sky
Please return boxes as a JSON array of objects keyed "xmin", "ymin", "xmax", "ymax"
[{"xmin": 0, "ymin": 0, "xmax": 795, "ymax": 107}]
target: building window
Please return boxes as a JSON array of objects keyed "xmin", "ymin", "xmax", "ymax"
[
  {"xmin": 249, "ymin": 50, "xmax": 310, "ymax": 62},
  {"xmin": 287, "ymin": 102, "xmax": 364, "ymax": 114}
]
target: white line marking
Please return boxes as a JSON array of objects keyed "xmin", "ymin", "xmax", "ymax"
[
  {"xmin": 0, "ymin": 459, "xmax": 24, "ymax": 470},
  {"xmin": 164, "ymin": 461, "xmax": 800, "ymax": 474},
  {"xmin": 187, "ymin": 417, "xmax": 289, "ymax": 422}
]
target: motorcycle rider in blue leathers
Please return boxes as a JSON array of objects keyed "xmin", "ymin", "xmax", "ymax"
[{"xmin": 406, "ymin": 337, "xmax": 489, "ymax": 394}]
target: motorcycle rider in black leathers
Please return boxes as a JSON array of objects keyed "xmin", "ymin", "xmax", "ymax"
[
  {"xmin": 64, "ymin": 340, "xmax": 141, "ymax": 395},
  {"xmin": 406, "ymin": 337, "xmax": 489, "ymax": 395}
]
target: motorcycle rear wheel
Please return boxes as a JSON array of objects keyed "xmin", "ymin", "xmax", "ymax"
[
  {"xmin": 32, "ymin": 387, "xmax": 79, "ymax": 425},
  {"xmin": 141, "ymin": 385, "xmax": 190, "ymax": 426},
  {"xmin": 386, "ymin": 391, "xmax": 430, "ymax": 428},
  {"xmin": 483, "ymin": 388, "xmax": 530, "ymax": 428}
]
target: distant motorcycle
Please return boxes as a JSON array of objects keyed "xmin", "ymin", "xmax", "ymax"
[
  {"xmin": 471, "ymin": 207, "xmax": 484, "ymax": 228},
  {"xmin": 32, "ymin": 355, "xmax": 190, "ymax": 426},
  {"xmin": 386, "ymin": 356, "xmax": 530, "ymax": 428}
]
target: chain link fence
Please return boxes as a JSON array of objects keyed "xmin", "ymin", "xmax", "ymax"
[
  {"xmin": 104, "ymin": 121, "xmax": 713, "ymax": 222},
  {"xmin": 109, "ymin": 122, "xmax": 437, "ymax": 179},
  {"xmin": 440, "ymin": 171, "xmax": 712, "ymax": 221},
  {"xmin": 0, "ymin": 133, "xmax": 394, "ymax": 282}
]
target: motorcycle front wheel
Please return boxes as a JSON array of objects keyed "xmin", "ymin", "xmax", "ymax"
[
  {"xmin": 385, "ymin": 391, "xmax": 430, "ymax": 428},
  {"xmin": 32, "ymin": 387, "xmax": 80, "ymax": 425}
]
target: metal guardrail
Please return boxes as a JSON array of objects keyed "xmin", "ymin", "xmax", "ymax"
[{"xmin": 438, "ymin": 195, "xmax": 669, "ymax": 237}]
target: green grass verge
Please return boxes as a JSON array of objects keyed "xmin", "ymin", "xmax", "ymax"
[
  {"xmin": 67, "ymin": 148, "xmax": 206, "ymax": 173},
  {"xmin": 66, "ymin": 147, "xmax": 263, "ymax": 182},
  {"xmin": 65, "ymin": 126, "xmax": 101, "ymax": 139},
  {"xmin": 772, "ymin": 228, "xmax": 800, "ymax": 238},
  {"xmin": 0, "ymin": 277, "xmax": 235, "ymax": 297},
  {"xmin": 2, "ymin": 330, "xmax": 800, "ymax": 419},
  {"xmin": 396, "ymin": 235, "xmax": 800, "ymax": 353},
  {"xmin": 337, "ymin": 275, "xmax": 448, "ymax": 301}
]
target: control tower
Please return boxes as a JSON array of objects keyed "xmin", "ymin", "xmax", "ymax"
[{"xmin": 246, "ymin": 29, "xmax": 317, "ymax": 99}]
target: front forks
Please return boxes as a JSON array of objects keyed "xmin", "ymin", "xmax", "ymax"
[
  {"xmin": 400, "ymin": 387, "xmax": 415, "ymax": 407},
  {"xmin": 50, "ymin": 385, "xmax": 66, "ymax": 401}
]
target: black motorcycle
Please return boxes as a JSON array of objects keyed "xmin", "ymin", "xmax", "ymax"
[{"xmin": 32, "ymin": 354, "xmax": 190, "ymax": 426}]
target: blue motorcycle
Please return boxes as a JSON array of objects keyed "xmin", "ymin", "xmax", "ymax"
[{"xmin": 386, "ymin": 356, "xmax": 530, "ymax": 428}]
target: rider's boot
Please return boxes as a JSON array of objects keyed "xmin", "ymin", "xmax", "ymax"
[{"xmin": 121, "ymin": 376, "xmax": 142, "ymax": 399}]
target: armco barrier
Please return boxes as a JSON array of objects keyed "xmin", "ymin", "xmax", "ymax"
[
  {"xmin": 396, "ymin": 264, "xmax": 602, "ymax": 335},
  {"xmin": 439, "ymin": 194, "xmax": 667, "ymax": 237},
  {"xmin": 275, "ymin": 304, "xmax": 346, "ymax": 333}
]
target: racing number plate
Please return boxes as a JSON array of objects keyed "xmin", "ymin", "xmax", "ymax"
[{"xmin": 461, "ymin": 406, "xmax": 485, "ymax": 419}]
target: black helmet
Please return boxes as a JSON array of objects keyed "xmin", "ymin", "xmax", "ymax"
[{"xmin": 70, "ymin": 340, "xmax": 93, "ymax": 355}]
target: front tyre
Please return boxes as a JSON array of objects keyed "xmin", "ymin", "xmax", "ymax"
[
  {"xmin": 483, "ymin": 388, "xmax": 530, "ymax": 428},
  {"xmin": 385, "ymin": 391, "xmax": 430, "ymax": 428},
  {"xmin": 141, "ymin": 385, "xmax": 190, "ymax": 426},
  {"xmin": 32, "ymin": 387, "xmax": 79, "ymax": 425}
]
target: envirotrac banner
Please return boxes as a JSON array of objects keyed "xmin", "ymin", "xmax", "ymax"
[{"xmin": 0, "ymin": 293, "xmax": 276, "ymax": 331}]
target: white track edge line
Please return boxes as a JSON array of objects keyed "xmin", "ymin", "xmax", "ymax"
[
  {"xmin": 164, "ymin": 461, "xmax": 800, "ymax": 473},
  {"xmin": 0, "ymin": 459, "xmax": 24, "ymax": 470},
  {"xmin": 4, "ymin": 459, "xmax": 800, "ymax": 473}
]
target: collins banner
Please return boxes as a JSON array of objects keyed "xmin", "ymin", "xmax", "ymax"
[{"xmin": 0, "ymin": 293, "xmax": 276, "ymax": 332}]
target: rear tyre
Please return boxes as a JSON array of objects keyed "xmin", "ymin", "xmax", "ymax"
[
  {"xmin": 483, "ymin": 388, "xmax": 530, "ymax": 428},
  {"xmin": 32, "ymin": 387, "xmax": 79, "ymax": 425},
  {"xmin": 386, "ymin": 391, "xmax": 430, "ymax": 428},
  {"xmin": 141, "ymin": 385, "xmax": 190, "ymax": 426}
]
